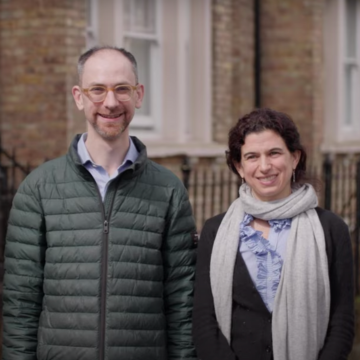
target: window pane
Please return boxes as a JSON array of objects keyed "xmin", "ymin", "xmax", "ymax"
[
  {"xmin": 87, "ymin": 0, "xmax": 94, "ymax": 27},
  {"xmin": 344, "ymin": 64, "xmax": 359, "ymax": 125},
  {"xmin": 124, "ymin": 0, "xmax": 156, "ymax": 34},
  {"xmin": 123, "ymin": 0, "xmax": 131, "ymax": 31},
  {"xmin": 125, "ymin": 38, "xmax": 151, "ymax": 116},
  {"xmin": 346, "ymin": 0, "xmax": 357, "ymax": 58}
]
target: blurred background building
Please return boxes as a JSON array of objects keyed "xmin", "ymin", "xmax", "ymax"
[
  {"xmin": 0, "ymin": 0, "xmax": 359, "ymax": 199},
  {"xmin": 0, "ymin": 0, "xmax": 359, "ymax": 356},
  {"xmin": 0, "ymin": 0, "xmax": 344, "ymax": 165}
]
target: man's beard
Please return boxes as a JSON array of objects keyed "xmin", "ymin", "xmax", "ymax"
[{"xmin": 92, "ymin": 119, "xmax": 130, "ymax": 141}]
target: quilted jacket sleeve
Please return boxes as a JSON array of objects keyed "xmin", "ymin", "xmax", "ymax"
[
  {"xmin": 162, "ymin": 187, "xmax": 197, "ymax": 360},
  {"xmin": 2, "ymin": 176, "xmax": 46, "ymax": 360}
]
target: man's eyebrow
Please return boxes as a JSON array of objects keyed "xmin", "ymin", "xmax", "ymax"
[
  {"xmin": 87, "ymin": 81, "xmax": 132, "ymax": 86},
  {"xmin": 86, "ymin": 82, "xmax": 106, "ymax": 87}
]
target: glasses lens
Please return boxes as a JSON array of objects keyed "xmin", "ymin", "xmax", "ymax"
[
  {"xmin": 114, "ymin": 85, "xmax": 133, "ymax": 101},
  {"xmin": 88, "ymin": 86, "xmax": 107, "ymax": 102}
]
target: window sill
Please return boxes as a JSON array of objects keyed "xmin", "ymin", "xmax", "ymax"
[
  {"xmin": 145, "ymin": 141, "xmax": 227, "ymax": 158},
  {"xmin": 321, "ymin": 142, "xmax": 360, "ymax": 155}
]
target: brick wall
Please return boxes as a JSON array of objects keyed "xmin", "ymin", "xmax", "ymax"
[
  {"xmin": 0, "ymin": 0, "xmax": 326, "ymax": 166},
  {"xmin": 211, "ymin": 0, "xmax": 325, "ymax": 163},
  {"xmin": 0, "ymin": 0, "xmax": 86, "ymax": 167},
  {"xmin": 212, "ymin": 0, "xmax": 255, "ymax": 144},
  {"xmin": 260, "ymin": 0, "xmax": 325, "ymax": 163}
]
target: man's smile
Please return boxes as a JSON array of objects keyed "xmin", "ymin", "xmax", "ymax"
[{"xmin": 98, "ymin": 112, "xmax": 124, "ymax": 119}]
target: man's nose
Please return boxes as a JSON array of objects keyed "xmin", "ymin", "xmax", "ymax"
[{"xmin": 103, "ymin": 90, "xmax": 118, "ymax": 108}]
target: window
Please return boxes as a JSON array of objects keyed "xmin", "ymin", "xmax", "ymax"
[
  {"xmin": 86, "ymin": 0, "xmax": 99, "ymax": 49},
  {"xmin": 343, "ymin": 0, "xmax": 360, "ymax": 130},
  {"xmin": 323, "ymin": 0, "xmax": 360, "ymax": 150},
  {"xmin": 88, "ymin": 0, "xmax": 221, "ymax": 157},
  {"xmin": 123, "ymin": 0, "xmax": 161, "ymax": 132}
]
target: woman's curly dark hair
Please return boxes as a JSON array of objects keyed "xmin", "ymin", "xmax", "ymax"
[{"xmin": 226, "ymin": 108, "xmax": 307, "ymax": 183}]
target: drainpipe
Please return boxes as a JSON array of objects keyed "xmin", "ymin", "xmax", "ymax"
[{"xmin": 254, "ymin": 0, "xmax": 261, "ymax": 108}]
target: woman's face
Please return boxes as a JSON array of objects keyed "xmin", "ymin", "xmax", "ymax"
[{"xmin": 235, "ymin": 129, "xmax": 300, "ymax": 202}]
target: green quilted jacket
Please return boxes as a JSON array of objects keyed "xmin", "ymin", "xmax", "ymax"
[{"xmin": 2, "ymin": 135, "xmax": 197, "ymax": 360}]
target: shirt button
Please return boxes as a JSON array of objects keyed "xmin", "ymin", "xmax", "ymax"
[{"xmin": 266, "ymin": 345, "xmax": 272, "ymax": 353}]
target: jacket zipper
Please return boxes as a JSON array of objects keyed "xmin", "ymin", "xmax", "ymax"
[
  {"xmin": 99, "ymin": 217, "xmax": 109, "ymax": 360},
  {"xmin": 79, "ymin": 164, "xmax": 130, "ymax": 360},
  {"xmin": 99, "ymin": 188, "xmax": 117, "ymax": 360}
]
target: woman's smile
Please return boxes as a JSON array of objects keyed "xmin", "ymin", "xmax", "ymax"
[{"xmin": 236, "ymin": 130, "xmax": 300, "ymax": 201}]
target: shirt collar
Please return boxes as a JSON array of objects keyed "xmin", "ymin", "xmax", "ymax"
[
  {"xmin": 242, "ymin": 213, "xmax": 291, "ymax": 231},
  {"xmin": 77, "ymin": 133, "xmax": 138, "ymax": 169}
]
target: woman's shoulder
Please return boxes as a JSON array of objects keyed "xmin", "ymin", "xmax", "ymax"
[
  {"xmin": 198, "ymin": 213, "xmax": 227, "ymax": 252},
  {"xmin": 315, "ymin": 207, "xmax": 351, "ymax": 254},
  {"xmin": 199, "ymin": 213, "xmax": 227, "ymax": 245},
  {"xmin": 315, "ymin": 207, "xmax": 349, "ymax": 230},
  {"xmin": 202, "ymin": 212, "xmax": 227, "ymax": 234}
]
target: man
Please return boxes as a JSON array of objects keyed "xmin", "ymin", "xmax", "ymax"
[{"xmin": 2, "ymin": 46, "xmax": 197, "ymax": 360}]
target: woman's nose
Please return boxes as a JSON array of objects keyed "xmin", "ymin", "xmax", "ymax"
[{"xmin": 259, "ymin": 156, "xmax": 271, "ymax": 171}]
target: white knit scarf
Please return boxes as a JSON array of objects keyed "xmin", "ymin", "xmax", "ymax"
[{"xmin": 210, "ymin": 183, "xmax": 330, "ymax": 360}]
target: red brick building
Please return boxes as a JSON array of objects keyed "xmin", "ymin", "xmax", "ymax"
[
  {"xmin": 2, "ymin": 0, "xmax": 360, "ymax": 232},
  {"xmin": 0, "ymin": 0, "xmax": 359, "ymax": 356},
  {"xmin": 1, "ymin": 0, "xmax": 358, "ymax": 167}
]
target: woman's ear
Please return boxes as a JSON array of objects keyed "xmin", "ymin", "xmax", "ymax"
[
  {"xmin": 292, "ymin": 150, "xmax": 301, "ymax": 169},
  {"xmin": 234, "ymin": 162, "xmax": 244, "ymax": 179}
]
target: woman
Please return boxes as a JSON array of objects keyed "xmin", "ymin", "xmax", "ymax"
[{"xmin": 192, "ymin": 108, "xmax": 355, "ymax": 360}]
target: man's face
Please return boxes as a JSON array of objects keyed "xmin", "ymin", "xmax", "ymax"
[{"xmin": 72, "ymin": 50, "xmax": 144, "ymax": 142}]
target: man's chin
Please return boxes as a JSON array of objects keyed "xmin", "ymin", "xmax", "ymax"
[{"xmin": 95, "ymin": 123, "xmax": 129, "ymax": 141}]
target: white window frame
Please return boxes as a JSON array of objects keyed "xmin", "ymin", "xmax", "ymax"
[
  {"xmin": 86, "ymin": 0, "xmax": 99, "ymax": 49},
  {"xmin": 177, "ymin": 0, "xmax": 191, "ymax": 143},
  {"xmin": 323, "ymin": 0, "xmax": 360, "ymax": 152},
  {"xmin": 338, "ymin": 0, "xmax": 360, "ymax": 141},
  {"xmin": 114, "ymin": 0, "xmax": 162, "ymax": 135},
  {"xmin": 90, "ymin": 0, "xmax": 221, "ymax": 156}
]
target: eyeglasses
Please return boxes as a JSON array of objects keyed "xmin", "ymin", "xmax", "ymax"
[{"xmin": 81, "ymin": 84, "xmax": 138, "ymax": 103}]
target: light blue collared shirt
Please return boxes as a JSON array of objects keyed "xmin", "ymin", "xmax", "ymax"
[
  {"xmin": 239, "ymin": 214, "xmax": 291, "ymax": 312},
  {"xmin": 77, "ymin": 133, "xmax": 139, "ymax": 201}
]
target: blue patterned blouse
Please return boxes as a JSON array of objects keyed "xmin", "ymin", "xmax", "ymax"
[{"xmin": 239, "ymin": 213, "xmax": 292, "ymax": 312}]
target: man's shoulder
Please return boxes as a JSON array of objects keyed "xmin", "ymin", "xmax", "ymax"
[
  {"xmin": 142, "ymin": 159, "xmax": 185, "ymax": 189},
  {"xmin": 20, "ymin": 155, "xmax": 69, "ymax": 187},
  {"xmin": 131, "ymin": 136, "xmax": 185, "ymax": 189}
]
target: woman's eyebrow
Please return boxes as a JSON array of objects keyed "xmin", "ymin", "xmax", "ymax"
[
  {"xmin": 268, "ymin": 147, "xmax": 284, "ymax": 152},
  {"xmin": 243, "ymin": 147, "xmax": 284, "ymax": 156},
  {"xmin": 243, "ymin": 151, "xmax": 258, "ymax": 157}
]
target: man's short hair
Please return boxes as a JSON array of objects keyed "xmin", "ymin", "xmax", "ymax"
[{"xmin": 77, "ymin": 45, "xmax": 139, "ymax": 84}]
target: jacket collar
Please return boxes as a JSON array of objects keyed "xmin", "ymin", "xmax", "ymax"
[{"xmin": 67, "ymin": 134, "xmax": 148, "ymax": 179}]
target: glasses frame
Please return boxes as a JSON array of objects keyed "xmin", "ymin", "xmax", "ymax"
[{"xmin": 81, "ymin": 84, "xmax": 139, "ymax": 103}]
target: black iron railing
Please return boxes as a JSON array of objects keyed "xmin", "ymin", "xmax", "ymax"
[
  {"xmin": 181, "ymin": 154, "xmax": 360, "ymax": 295},
  {"xmin": 0, "ymin": 152, "xmax": 359, "ymax": 295},
  {"xmin": 0, "ymin": 145, "xmax": 30, "ymax": 287}
]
